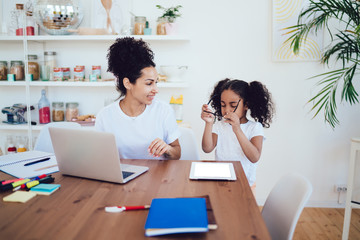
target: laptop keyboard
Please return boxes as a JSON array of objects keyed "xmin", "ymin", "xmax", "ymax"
[{"xmin": 122, "ymin": 171, "xmax": 135, "ymax": 179}]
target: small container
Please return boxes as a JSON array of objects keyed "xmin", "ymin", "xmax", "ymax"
[
  {"xmin": 156, "ymin": 17, "xmax": 167, "ymax": 35},
  {"xmin": 144, "ymin": 21, "xmax": 152, "ymax": 35},
  {"xmin": 27, "ymin": 55, "xmax": 40, "ymax": 80},
  {"xmin": 66, "ymin": 102, "xmax": 79, "ymax": 121},
  {"xmin": 134, "ymin": 16, "xmax": 146, "ymax": 35},
  {"xmin": 44, "ymin": 51, "xmax": 56, "ymax": 80},
  {"xmin": 92, "ymin": 65, "xmax": 101, "ymax": 79},
  {"xmin": 62, "ymin": 67, "xmax": 70, "ymax": 80},
  {"xmin": 52, "ymin": 102, "xmax": 65, "ymax": 122},
  {"xmin": 10, "ymin": 60, "xmax": 25, "ymax": 80},
  {"xmin": 0, "ymin": 61, "xmax": 8, "ymax": 80},
  {"xmin": 74, "ymin": 66, "xmax": 85, "ymax": 81},
  {"xmin": 53, "ymin": 67, "xmax": 63, "ymax": 81}
]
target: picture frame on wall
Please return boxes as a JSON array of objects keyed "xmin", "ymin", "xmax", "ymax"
[
  {"xmin": 272, "ymin": 0, "xmax": 323, "ymax": 62},
  {"xmin": 91, "ymin": 0, "xmax": 132, "ymax": 35}
]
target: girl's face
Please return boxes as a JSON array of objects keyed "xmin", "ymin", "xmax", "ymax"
[
  {"xmin": 128, "ymin": 67, "xmax": 159, "ymax": 105},
  {"xmin": 220, "ymin": 89, "xmax": 247, "ymax": 119}
]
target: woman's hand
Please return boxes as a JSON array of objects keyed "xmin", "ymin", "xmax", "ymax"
[
  {"xmin": 148, "ymin": 138, "xmax": 171, "ymax": 158},
  {"xmin": 201, "ymin": 104, "xmax": 215, "ymax": 123},
  {"xmin": 224, "ymin": 112, "xmax": 241, "ymax": 131}
]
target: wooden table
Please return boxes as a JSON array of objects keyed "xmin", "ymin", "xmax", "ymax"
[{"xmin": 0, "ymin": 160, "xmax": 270, "ymax": 240}]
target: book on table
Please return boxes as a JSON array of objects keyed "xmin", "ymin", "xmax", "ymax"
[{"xmin": 144, "ymin": 197, "xmax": 208, "ymax": 237}]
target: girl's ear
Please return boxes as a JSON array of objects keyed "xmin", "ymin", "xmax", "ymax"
[{"xmin": 123, "ymin": 78, "xmax": 132, "ymax": 90}]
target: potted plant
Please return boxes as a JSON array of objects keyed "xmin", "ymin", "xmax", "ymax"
[
  {"xmin": 156, "ymin": 5, "xmax": 182, "ymax": 35},
  {"xmin": 284, "ymin": 0, "xmax": 360, "ymax": 128}
]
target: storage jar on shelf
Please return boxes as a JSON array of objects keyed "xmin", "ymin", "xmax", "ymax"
[
  {"xmin": 28, "ymin": 55, "xmax": 40, "ymax": 80},
  {"xmin": 0, "ymin": 61, "xmax": 8, "ymax": 80},
  {"xmin": 66, "ymin": 102, "xmax": 79, "ymax": 121},
  {"xmin": 10, "ymin": 61, "xmax": 25, "ymax": 80}
]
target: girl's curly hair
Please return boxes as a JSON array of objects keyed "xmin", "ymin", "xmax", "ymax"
[
  {"xmin": 107, "ymin": 37, "xmax": 155, "ymax": 97},
  {"xmin": 209, "ymin": 78, "xmax": 275, "ymax": 128}
]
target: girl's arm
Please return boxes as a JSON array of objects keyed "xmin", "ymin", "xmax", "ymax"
[
  {"xmin": 148, "ymin": 138, "xmax": 181, "ymax": 160},
  {"xmin": 201, "ymin": 104, "xmax": 217, "ymax": 153},
  {"xmin": 224, "ymin": 112, "xmax": 263, "ymax": 163}
]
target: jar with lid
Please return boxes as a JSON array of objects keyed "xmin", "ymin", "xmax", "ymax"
[
  {"xmin": 156, "ymin": 17, "xmax": 167, "ymax": 35},
  {"xmin": 44, "ymin": 51, "xmax": 56, "ymax": 81},
  {"xmin": 0, "ymin": 61, "xmax": 7, "ymax": 80},
  {"xmin": 10, "ymin": 61, "xmax": 24, "ymax": 80},
  {"xmin": 66, "ymin": 102, "xmax": 79, "ymax": 121},
  {"xmin": 134, "ymin": 16, "xmax": 146, "ymax": 35},
  {"xmin": 52, "ymin": 102, "xmax": 65, "ymax": 122},
  {"xmin": 27, "ymin": 55, "xmax": 40, "ymax": 80}
]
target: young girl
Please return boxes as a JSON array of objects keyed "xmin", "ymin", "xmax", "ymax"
[{"xmin": 201, "ymin": 78, "xmax": 274, "ymax": 193}]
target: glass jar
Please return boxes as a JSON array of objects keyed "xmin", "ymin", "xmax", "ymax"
[
  {"xmin": 66, "ymin": 102, "xmax": 79, "ymax": 121},
  {"xmin": 52, "ymin": 102, "xmax": 65, "ymax": 122},
  {"xmin": 10, "ymin": 60, "xmax": 25, "ymax": 80},
  {"xmin": 44, "ymin": 51, "xmax": 56, "ymax": 81},
  {"xmin": 0, "ymin": 61, "xmax": 7, "ymax": 80},
  {"xmin": 28, "ymin": 55, "xmax": 40, "ymax": 80},
  {"xmin": 156, "ymin": 17, "xmax": 167, "ymax": 35},
  {"xmin": 134, "ymin": 16, "xmax": 146, "ymax": 35}
]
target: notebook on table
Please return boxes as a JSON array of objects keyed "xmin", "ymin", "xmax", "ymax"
[{"xmin": 49, "ymin": 127, "xmax": 148, "ymax": 184}]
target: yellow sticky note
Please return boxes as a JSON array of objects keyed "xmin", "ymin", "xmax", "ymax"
[{"xmin": 3, "ymin": 191, "xmax": 37, "ymax": 203}]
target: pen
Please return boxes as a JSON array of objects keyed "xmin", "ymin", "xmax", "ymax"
[
  {"xmin": 1, "ymin": 178, "xmax": 24, "ymax": 185},
  {"xmin": 105, "ymin": 205, "xmax": 151, "ymax": 213},
  {"xmin": 24, "ymin": 157, "xmax": 51, "ymax": 166},
  {"xmin": 14, "ymin": 175, "xmax": 55, "ymax": 191}
]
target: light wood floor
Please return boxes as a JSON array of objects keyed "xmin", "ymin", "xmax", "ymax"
[{"xmin": 290, "ymin": 208, "xmax": 360, "ymax": 240}]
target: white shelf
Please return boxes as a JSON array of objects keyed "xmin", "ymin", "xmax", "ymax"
[
  {"xmin": 0, "ymin": 123, "xmax": 41, "ymax": 131},
  {"xmin": 0, "ymin": 34, "xmax": 189, "ymax": 42},
  {"xmin": 0, "ymin": 81, "xmax": 189, "ymax": 88}
]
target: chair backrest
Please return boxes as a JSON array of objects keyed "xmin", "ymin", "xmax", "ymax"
[
  {"xmin": 178, "ymin": 126, "xmax": 200, "ymax": 160},
  {"xmin": 261, "ymin": 173, "xmax": 312, "ymax": 240},
  {"xmin": 34, "ymin": 122, "xmax": 81, "ymax": 153}
]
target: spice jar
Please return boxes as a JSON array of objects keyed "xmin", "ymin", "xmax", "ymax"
[
  {"xmin": 10, "ymin": 61, "xmax": 25, "ymax": 80},
  {"xmin": 134, "ymin": 16, "xmax": 146, "ymax": 35},
  {"xmin": 44, "ymin": 51, "xmax": 56, "ymax": 81},
  {"xmin": 156, "ymin": 17, "xmax": 167, "ymax": 35},
  {"xmin": 27, "ymin": 55, "xmax": 40, "ymax": 80},
  {"xmin": 0, "ymin": 61, "xmax": 7, "ymax": 80},
  {"xmin": 66, "ymin": 102, "xmax": 79, "ymax": 121},
  {"xmin": 52, "ymin": 102, "xmax": 65, "ymax": 122}
]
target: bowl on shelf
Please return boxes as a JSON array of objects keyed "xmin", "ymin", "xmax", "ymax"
[{"xmin": 160, "ymin": 65, "xmax": 188, "ymax": 82}]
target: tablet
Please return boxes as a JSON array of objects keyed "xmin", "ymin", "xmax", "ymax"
[{"xmin": 189, "ymin": 162, "xmax": 237, "ymax": 181}]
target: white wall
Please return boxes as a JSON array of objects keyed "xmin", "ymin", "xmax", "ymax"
[{"xmin": 1, "ymin": 0, "xmax": 360, "ymax": 207}]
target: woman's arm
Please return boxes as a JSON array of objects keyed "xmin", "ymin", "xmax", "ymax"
[{"xmin": 148, "ymin": 138, "xmax": 181, "ymax": 160}]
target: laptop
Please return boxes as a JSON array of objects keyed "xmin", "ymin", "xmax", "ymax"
[{"xmin": 49, "ymin": 127, "xmax": 149, "ymax": 184}]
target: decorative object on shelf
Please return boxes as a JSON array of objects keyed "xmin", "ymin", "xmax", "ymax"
[
  {"xmin": 33, "ymin": 0, "xmax": 83, "ymax": 35},
  {"xmin": 144, "ymin": 21, "xmax": 152, "ymax": 35},
  {"xmin": 170, "ymin": 95, "xmax": 183, "ymax": 123},
  {"xmin": 134, "ymin": 16, "xmax": 146, "ymax": 35},
  {"xmin": 272, "ymin": 0, "xmax": 322, "ymax": 62},
  {"xmin": 156, "ymin": 5, "xmax": 182, "ymax": 35},
  {"xmin": 160, "ymin": 65, "xmax": 188, "ymax": 82},
  {"xmin": 1, "ymin": 104, "xmax": 35, "ymax": 125},
  {"xmin": 91, "ymin": 0, "xmax": 131, "ymax": 35},
  {"xmin": 283, "ymin": 0, "xmax": 360, "ymax": 128}
]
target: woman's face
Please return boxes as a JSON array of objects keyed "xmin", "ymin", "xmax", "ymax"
[
  {"xmin": 220, "ymin": 89, "xmax": 247, "ymax": 118},
  {"xmin": 128, "ymin": 67, "xmax": 159, "ymax": 105}
]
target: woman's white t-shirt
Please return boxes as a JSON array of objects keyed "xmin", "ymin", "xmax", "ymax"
[
  {"xmin": 95, "ymin": 99, "xmax": 180, "ymax": 160},
  {"xmin": 212, "ymin": 120, "xmax": 264, "ymax": 186}
]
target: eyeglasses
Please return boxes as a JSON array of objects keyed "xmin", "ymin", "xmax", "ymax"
[{"xmin": 203, "ymin": 99, "xmax": 241, "ymax": 116}]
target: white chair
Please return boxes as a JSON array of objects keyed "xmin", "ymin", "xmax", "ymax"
[
  {"xmin": 261, "ymin": 173, "xmax": 312, "ymax": 240},
  {"xmin": 34, "ymin": 122, "xmax": 81, "ymax": 153},
  {"xmin": 178, "ymin": 126, "xmax": 200, "ymax": 160}
]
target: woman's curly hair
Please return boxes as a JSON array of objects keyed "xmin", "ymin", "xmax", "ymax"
[
  {"xmin": 107, "ymin": 37, "xmax": 155, "ymax": 97},
  {"xmin": 209, "ymin": 78, "xmax": 275, "ymax": 128}
]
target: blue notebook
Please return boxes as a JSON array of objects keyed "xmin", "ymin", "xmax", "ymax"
[{"xmin": 144, "ymin": 198, "xmax": 208, "ymax": 237}]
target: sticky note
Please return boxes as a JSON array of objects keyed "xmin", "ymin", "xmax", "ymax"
[{"xmin": 3, "ymin": 191, "xmax": 37, "ymax": 203}]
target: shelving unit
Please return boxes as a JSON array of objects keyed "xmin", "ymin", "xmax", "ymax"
[{"xmin": 0, "ymin": 34, "xmax": 190, "ymax": 152}]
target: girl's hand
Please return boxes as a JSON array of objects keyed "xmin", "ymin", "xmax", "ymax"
[
  {"xmin": 148, "ymin": 138, "xmax": 170, "ymax": 158},
  {"xmin": 224, "ymin": 112, "xmax": 241, "ymax": 131},
  {"xmin": 201, "ymin": 104, "xmax": 215, "ymax": 123}
]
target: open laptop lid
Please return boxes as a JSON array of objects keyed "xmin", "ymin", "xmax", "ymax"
[{"xmin": 49, "ymin": 127, "xmax": 148, "ymax": 184}]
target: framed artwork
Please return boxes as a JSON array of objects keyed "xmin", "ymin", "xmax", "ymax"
[
  {"xmin": 91, "ymin": 0, "xmax": 132, "ymax": 35},
  {"xmin": 272, "ymin": 0, "xmax": 323, "ymax": 62}
]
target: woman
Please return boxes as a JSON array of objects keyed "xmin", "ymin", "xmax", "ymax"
[{"xmin": 95, "ymin": 37, "xmax": 181, "ymax": 160}]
